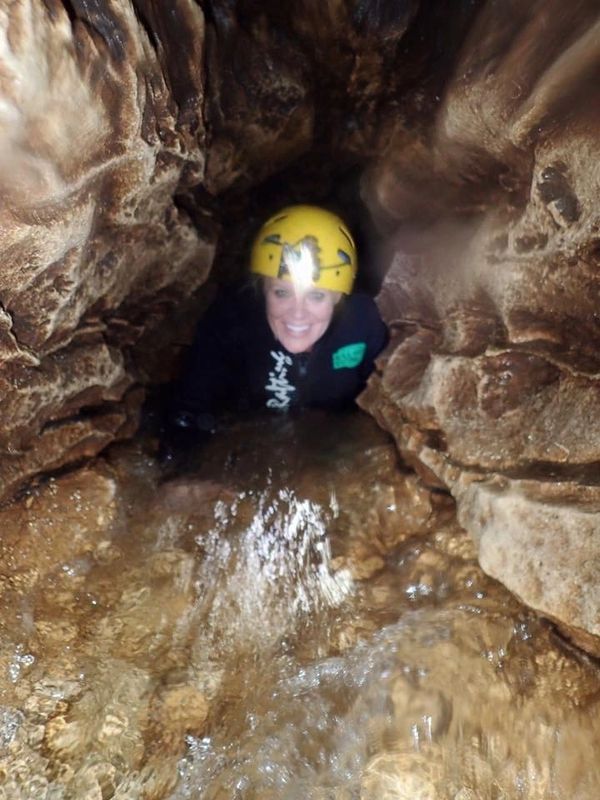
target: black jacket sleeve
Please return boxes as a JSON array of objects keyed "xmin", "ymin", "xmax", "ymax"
[
  {"xmin": 357, "ymin": 295, "xmax": 389, "ymax": 383},
  {"xmin": 160, "ymin": 288, "xmax": 245, "ymax": 463},
  {"xmin": 173, "ymin": 287, "xmax": 249, "ymax": 417}
]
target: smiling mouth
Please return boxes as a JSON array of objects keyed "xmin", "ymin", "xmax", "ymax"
[{"xmin": 284, "ymin": 324, "xmax": 310, "ymax": 335}]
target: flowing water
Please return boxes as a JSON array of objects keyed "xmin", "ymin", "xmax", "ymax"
[{"xmin": 0, "ymin": 411, "xmax": 599, "ymax": 799}]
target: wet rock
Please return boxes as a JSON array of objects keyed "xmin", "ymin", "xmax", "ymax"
[
  {"xmin": 0, "ymin": 424, "xmax": 599, "ymax": 795},
  {"xmin": 44, "ymin": 664, "xmax": 151, "ymax": 765},
  {"xmin": 202, "ymin": 7, "xmax": 312, "ymax": 195},
  {"xmin": 0, "ymin": 464, "xmax": 118, "ymax": 590},
  {"xmin": 537, "ymin": 163, "xmax": 581, "ymax": 224},
  {"xmin": 201, "ymin": 0, "xmax": 440, "ymax": 194},
  {"xmin": 147, "ymin": 684, "xmax": 209, "ymax": 752},
  {"xmin": 360, "ymin": 0, "xmax": 600, "ymax": 652},
  {"xmin": 84, "ymin": 547, "xmax": 199, "ymax": 678},
  {"xmin": 0, "ymin": 342, "xmax": 133, "ymax": 454},
  {"xmin": 456, "ymin": 477, "xmax": 600, "ymax": 656},
  {"xmin": 321, "ymin": 437, "xmax": 455, "ymax": 581},
  {"xmin": 0, "ymin": 1, "xmax": 215, "ymax": 497},
  {"xmin": 381, "ymin": 350, "xmax": 600, "ymax": 472},
  {"xmin": 0, "ymin": 445, "xmax": 225, "ymax": 798},
  {"xmin": 155, "ymin": 477, "xmax": 237, "ymax": 514}
]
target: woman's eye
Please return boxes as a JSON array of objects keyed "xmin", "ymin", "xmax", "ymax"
[
  {"xmin": 308, "ymin": 291, "xmax": 326, "ymax": 302},
  {"xmin": 274, "ymin": 289, "xmax": 290, "ymax": 299}
]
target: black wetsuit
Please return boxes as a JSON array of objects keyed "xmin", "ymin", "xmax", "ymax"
[{"xmin": 162, "ymin": 283, "xmax": 388, "ymax": 456}]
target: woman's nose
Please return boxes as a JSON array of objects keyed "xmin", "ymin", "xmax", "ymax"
[{"xmin": 290, "ymin": 295, "xmax": 307, "ymax": 318}]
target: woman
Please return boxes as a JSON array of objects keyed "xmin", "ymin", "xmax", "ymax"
[{"xmin": 160, "ymin": 204, "xmax": 388, "ymax": 464}]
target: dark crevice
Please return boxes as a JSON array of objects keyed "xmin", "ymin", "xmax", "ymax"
[
  {"xmin": 37, "ymin": 406, "xmax": 125, "ymax": 435},
  {"xmin": 52, "ymin": 0, "xmax": 78, "ymax": 26},
  {"xmin": 132, "ymin": 3, "xmax": 161, "ymax": 53},
  {"xmin": 68, "ymin": 0, "xmax": 129, "ymax": 61},
  {"xmin": 451, "ymin": 459, "xmax": 600, "ymax": 489}
]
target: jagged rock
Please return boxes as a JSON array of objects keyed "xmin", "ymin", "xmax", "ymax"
[
  {"xmin": 201, "ymin": 0, "xmax": 435, "ymax": 193},
  {"xmin": 0, "ymin": 0, "xmax": 599, "ymax": 658},
  {"xmin": 456, "ymin": 477, "xmax": 600, "ymax": 657},
  {"xmin": 0, "ymin": 389, "xmax": 141, "ymax": 504},
  {"xmin": 360, "ymin": 0, "xmax": 600, "ymax": 651},
  {"xmin": 0, "ymin": 0, "xmax": 215, "ymax": 498}
]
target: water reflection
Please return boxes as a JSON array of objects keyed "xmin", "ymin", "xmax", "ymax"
[{"xmin": 0, "ymin": 412, "xmax": 598, "ymax": 798}]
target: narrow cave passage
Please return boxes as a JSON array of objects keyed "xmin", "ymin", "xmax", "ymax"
[{"xmin": 0, "ymin": 1, "xmax": 599, "ymax": 798}]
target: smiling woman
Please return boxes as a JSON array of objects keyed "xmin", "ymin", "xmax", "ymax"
[
  {"xmin": 159, "ymin": 205, "xmax": 388, "ymax": 465},
  {"xmin": 263, "ymin": 278, "xmax": 342, "ymax": 354}
]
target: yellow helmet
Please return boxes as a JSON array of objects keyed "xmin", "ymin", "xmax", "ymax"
[{"xmin": 250, "ymin": 205, "xmax": 357, "ymax": 294}]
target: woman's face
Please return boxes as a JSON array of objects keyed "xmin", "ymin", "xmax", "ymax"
[{"xmin": 264, "ymin": 278, "xmax": 342, "ymax": 354}]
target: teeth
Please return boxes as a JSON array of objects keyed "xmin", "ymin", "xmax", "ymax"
[{"xmin": 286, "ymin": 324, "xmax": 309, "ymax": 334}]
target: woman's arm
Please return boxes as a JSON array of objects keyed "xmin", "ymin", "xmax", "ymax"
[
  {"xmin": 160, "ymin": 288, "xmax": 244, "ymax": 465},
  {"xmin": 358, "ymin": 296, "xmax": 389, "ymax": 383}
]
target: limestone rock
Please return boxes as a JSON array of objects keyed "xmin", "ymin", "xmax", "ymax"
[
  {"xmin": 0, "ymin": 464, "xmax": 119, "ymax": 583},
  {"xmin": 456, "ymin": 477, "xmax": 600, "ymax": 656},
  {"xmin": 147, "ymin": 683, "xmax": 209, "ymax": 752},
  {"xmin": 0, "ymin": 0, "xmax": 598, "ymax": 663},
  {"xmin": 0, "ymin": 0, "xmax": 215, "ymax": 498},
  {"xmin": 359, "ymin": 0, "xmax": 600, "ymax": 651},
  {"xmin": 201, "ymin": 0, "xmax": 437, "ymax": 194}
]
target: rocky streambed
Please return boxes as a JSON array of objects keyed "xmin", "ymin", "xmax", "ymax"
[{"xmin": 0, "ymin": 412, "xmax": 598, "ymax": 799}]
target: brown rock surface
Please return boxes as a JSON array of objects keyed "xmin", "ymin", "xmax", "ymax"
[
  {"xmin": 0, "ymin": 0, "xmax": 599, "ymax": 656},
  {"xmin": 359, "ymin": 0, "xmax": 600, "ymax": 651},
  {"xmin": 0, "ymin": 0, "xmax": 214, "ymax": 501},
  {"xmin": 457, "ymin": 477, "xmax": 600, "ymax": 656},
  {"xmin": 0, "ymin": 0, "xmax": 479, "ymax": 500}
]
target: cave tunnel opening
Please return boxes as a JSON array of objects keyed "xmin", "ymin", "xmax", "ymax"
[
  {"xmin": 1, "ymin": 2, "xmax": 600, "ymax": 796},
  {"xmin": 172, "ymin": 0, "xmax": 486, "ymax": 295},
  {"xmin": 0, "ymin": 0, "xmax": 597, "ymax": 660},
  {"xmin": 142, "ymin": 0, "xmax": 600, "ymax": 662},
  {"xmin": 151, "ymin": 0, "xmax": 487, "ymax": 415}
]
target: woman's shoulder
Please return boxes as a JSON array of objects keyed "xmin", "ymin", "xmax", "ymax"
[
  {"xmin": 333, "ymin": 292, "xmax": 388, "ymax": 357},
  {"xmin": 340, "ymin": 292, "xmax": 384, "ymax": 328}
]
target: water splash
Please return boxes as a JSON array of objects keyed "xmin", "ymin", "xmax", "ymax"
[
  {"xmin": 7, "ymin": 644, "xmax": 35, "ymax": 684},
  {"xmin": 172, "ymin": 604, "xmax": 600, "ymax": 800},
  {"xmin": 192, "ymin": 487, "xmax": 353, "ymax": 655},
  {"xmin": 171, "ymin": 614, "xmax": 450, "ymax": 799},
  {"xmin": 0, "ymin": 706, "xmax": 23, "ymax": 750},
  {"xmin": 1, "ymin": 416, "xmax": 599, "ymax": 799}
]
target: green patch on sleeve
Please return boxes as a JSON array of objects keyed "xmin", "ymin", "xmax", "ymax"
[{"xmin": 332, "ymin": 342, "xmax": 367, "ymax": 370}]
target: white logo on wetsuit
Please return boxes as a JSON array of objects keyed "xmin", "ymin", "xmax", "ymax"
[{"xmin": 265, "ymin": 350, "xmax": 296, "ymax": 409}]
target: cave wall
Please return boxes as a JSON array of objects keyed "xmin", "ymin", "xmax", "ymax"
[
  {"xmin": 0, "ymin": 0, "xmax": 478, "ymax": 503},
  {"xmin": 0, "ymin": 0, "xmax": 216, "ymax": 500},
  {"xmin": 358, "ymin": 0, "xmax": 600, "ymax": 652},
  {"xmin": 1, "ymin": 1, "xmax": 600, "ymax": 650}
]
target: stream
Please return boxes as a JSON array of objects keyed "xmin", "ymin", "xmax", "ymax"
[{"xmin": 0, "ymin": 411, "xmax": 599, "ymax": 799}]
